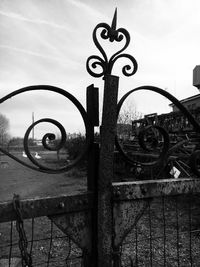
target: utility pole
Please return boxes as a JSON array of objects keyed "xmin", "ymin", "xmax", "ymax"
[{"xmin": 32, "ymin": 112, "xmax": 34, "ymax": 141}]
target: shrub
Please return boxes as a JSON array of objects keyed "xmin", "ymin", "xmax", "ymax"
[{"xmin": 64, "ymin": 135, "xmax": 86, "ymax": 160}]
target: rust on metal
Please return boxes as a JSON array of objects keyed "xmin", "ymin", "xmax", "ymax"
[
  {"xmin": 113, "ymin": 199, "xmax": 148, "ymax": 247},
  {"xmin": 112, "ymin": 177, "xmax": 200, "ymax": 265},
  {"xmin": 112, "ymin": 178, "xmax": 200, "ymax": 201},
  {"xmin": 98, "ymin": 74, "xmax": 119, "ymax": 267},
  {"xmin": 0, "ymin": 192, "xmax": 93, "ymax": 223},
  {"xmin": 112, "ymin": 199, "xmax": 148, "ymax": 267},
  {"xmin": 50, "ymin": 210, "xmax": 92, "ymax": 263}
]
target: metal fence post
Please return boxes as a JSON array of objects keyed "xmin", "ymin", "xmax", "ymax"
[
  {"xmin": 86, "ymin": 84, "xmax": 99, "ymax": 266},
  {"xmin": 87, "ymin": 84, "xmax": 99, "ymax": 191},
  {"xmin": 98, "ymin": 74, "xmax": 119, "ymax": 266}
]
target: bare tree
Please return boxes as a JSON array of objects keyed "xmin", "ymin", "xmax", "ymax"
[
  {"xmin": 117, "ymin": 103, "xmax": 142, "ymax": 140},
  {"xmin": 0, "ymin": 113, "xmax": 10, "ymax": 146}
]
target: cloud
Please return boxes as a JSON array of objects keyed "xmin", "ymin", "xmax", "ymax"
[
  {"xmin": 68, "ymin": 0, "xmax": 108, "ymax": 20},
  {"xmin": 0, "ymin": 9, "xmax": 72, "ymax": 31},
  {"xmin": 0, "ymin": 44, "xmax": 81, "ymax": 67},
  {"xmin": 129, "ymin": 0, "xmax": 200, "ymax": 40}
]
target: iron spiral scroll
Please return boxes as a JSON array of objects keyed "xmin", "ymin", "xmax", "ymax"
[
  {"xmin": 115, "ymin": 86, "xmax": 200, "ymax": 177},
  {"xmin": 0, "ymin": 85, "xmax": 92, "ymax": 174}
]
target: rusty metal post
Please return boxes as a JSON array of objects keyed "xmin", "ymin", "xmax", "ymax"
[{"xmin": 98, "ymin": 74, "xmax": 119, "ymax": 266}]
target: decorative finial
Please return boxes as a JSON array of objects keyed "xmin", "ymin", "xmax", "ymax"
[
  {"xmin": 86, "ymin": 9, "xmax": 138, "ymax": 78},
  {"xmin": 110, "ymin": 8, "xmax": 117, "ymax": 42}
]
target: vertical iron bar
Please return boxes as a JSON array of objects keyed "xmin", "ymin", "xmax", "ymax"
[
  {"xmin": 30, "ymin": 218, "xmax": 34, "ymax": 257},
  {"xmin": 98, "ymin": 75, "xmax": 119, "ymax": 267},
  {"xmin": 86, "ymin": 84, "xmax": 99, "ymax": 267},
  {"xmin": 86, "ymin": 85, "xmax": 99, "ymax": 129},
  {"xmin": 65, "ymin": 238, "xmax": 72, "ymax": 263},
  {"xmin": 47, "ymin": 220, "xmax": 53, "ymax": 267},
  {"xmin": 8, "ymin": 221, "xmax": 13, "ymax": 267},
  {"xmin": 175, "ymin": 196, "xmax": 180, "ymax": 267},
  {"xmin": 148, "ymin": 201, "xmax": 153, "ymax": 267},
  {"xmin": 162, "ymin": 197, "xmax": 166, "ymax": 267},
  {"xmin": 86, "ymin": 84, "xmax": 99, "ymax": 191},
  {"xmin": 135, "ymin": 225, "xmax": 138, "ymax": 267},
  {"xmin": 188, "ymin": 195, "xmax": 193, "ymax": 267},
  {"xmin": 112, "ymin": 246, "xmax": 122, "ymax": 267}
]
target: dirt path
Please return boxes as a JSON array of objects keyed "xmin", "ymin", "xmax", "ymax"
[{"xmin": 0, "ymin": 153, "xmax": 86, "ymax": 202}]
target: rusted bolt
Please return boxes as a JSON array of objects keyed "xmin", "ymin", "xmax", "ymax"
[{"xmin": 58, "ymin": 202, "xmax": 65, "ymax": 209}]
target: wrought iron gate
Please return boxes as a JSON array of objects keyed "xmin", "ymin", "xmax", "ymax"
[{"xmin": 1, "ymin": 9, "xmax": 200, "ymax": 267}]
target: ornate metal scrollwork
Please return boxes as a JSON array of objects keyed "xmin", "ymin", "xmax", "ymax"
[
  {"xmin": 0, "ymin": 85, "xmax": 92, "ymax": 173},
  {"xmin": 137, "ymin": 124, "xmax": 170, "ymax": 166},
  {"xmin": 116, "ymin": 86, "xmax": 200, "ymax": 177},
  {"xmin": 86, "ymin": 9, "xmax": 138, "ymax": 78}
]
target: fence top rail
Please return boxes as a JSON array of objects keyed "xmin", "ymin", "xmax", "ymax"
[
  {"xmin": 0, "ymin": 191, "xmax": 93, "ymax": 223},
  {"xmin": 112, "ymin": 178, "xmax": 200, "ymax": 201}
]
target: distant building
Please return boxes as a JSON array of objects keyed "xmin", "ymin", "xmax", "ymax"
[
  {"xmin": 169, "ymin": 94, "xmax": 200, "ymax": 112},
  {"xmin": 169, "ymin": 65, "xmax": 200, "ymax": 112},
  {"xmin": 193, "ymin": 65, "xmax": 200, "ymax": 89}
]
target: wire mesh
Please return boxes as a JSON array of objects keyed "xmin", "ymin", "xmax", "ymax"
[
  {"xmin": 0, "ymin": 216, "xmax": 83, "ymax": 267},
  {"xmin": 121, "ymin": 194, "xmax": 200, "ymax": 267}
]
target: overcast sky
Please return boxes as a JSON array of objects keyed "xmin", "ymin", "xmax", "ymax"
[{"xmin": 0, "ymin": 0, "xmax": 200, "ymax": 138}]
